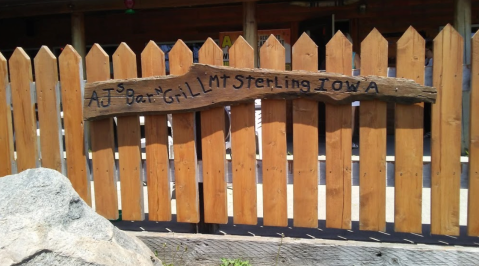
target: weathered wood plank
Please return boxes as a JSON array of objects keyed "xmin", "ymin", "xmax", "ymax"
[
  {"xmin": 469, "ymin": 30, "xmax": 479, "ymax": 237},
  {"xmin": 170, "ymin": 40, "xmax": 199, "ymax": 223},
  {"xmin": 395, "ymin": 27, "xmax": 424, "ymax": 234},
  {"xmin": 0, "ymin": 52, "xmax": 14, "ymax": 177},
  {"xmin": 113, "ymin": 42, "xmax": 144, "ymax": 221},
  {"xmin": 431, "ymin": 24, "xmax": 463, "ymax": 236},
  {"xmin": 83, "ymin": 65, "xmax": 437, "ymax": 120},
  {"xmin": 86, "ymin": 43, "xmax": 118, "ymax": 220},
  {"xmin": 199, "ymin": 38, "xmax": 227, "ymax": 224},
  {"xmin": 325, "ymin": 31, "xmax": 352, "ymax": 229},
  {"xmin": 359, "ymin": 28, "xmax": 388, "ymax": 232},
  {"xmin": 261, "ymin": 35, "xmax": 287, "ymax": 227},
  {"xmin": 229, "ymin": 36, "xmax": 257, "ymax": 225},
  {"xmin": 59, "ymin": 45, "xmax": 91, "ymax": 206},
  {"xmin": 9, "ymin": 48, "xmax": 38, "ymax": 172},
  {"xmin": 292, "ymin": 33, "xmax": 319, "ymax": 228},
  {"xmin": 34, "ymin": 46, "xmax": 63, "ymax": 173},
  {"xmin": 141, "ymin": 40, "xmax": 171, "ymax": 221}
]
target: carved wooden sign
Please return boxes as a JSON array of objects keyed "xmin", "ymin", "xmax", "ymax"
[{"xmin": 83, "ymin": 64, "xmax": 436, "ymax": 120}]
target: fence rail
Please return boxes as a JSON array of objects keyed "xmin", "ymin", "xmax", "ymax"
[{"xmin": 1, "ymin": 25, "xmax": 477, "ymax": 237}]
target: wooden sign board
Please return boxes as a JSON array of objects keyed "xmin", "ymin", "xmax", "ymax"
[{"xmin": 83, "ymin": 64, "xmax": 436, "ymax": 120}]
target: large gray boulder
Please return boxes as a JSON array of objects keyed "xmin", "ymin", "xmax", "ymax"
[{"xmin": 0, "ymin": 168, "xmax": 162, "ymax": 266}]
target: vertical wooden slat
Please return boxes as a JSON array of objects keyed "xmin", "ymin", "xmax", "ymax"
[
  {"xmin": 141, "ymin": 40, "xmax": 171, "ymax": 221},
  {"xmin": 112, "ymin": 42, "xmax": 144, "ymax": 221},
  {"xmin": 292, "ymin": 33, "xmax": 319, "ymax": 228},
  {"xmin": 325, "ymin": 31, "xmax": 352, "ymax": 229},
  {"xmin": 59, "ymin": 45, "xmax": 91, "ymax": 206},
  {"xmin": 431, "ymin": 24, "xmax": 463, "ymax": 236},
  {"xmin": 34, "ymin": 46, "xmax": 63, "ymax": 173},
  {"xmin": 395, "ymin": 27, "xmax": 425, "ymax": 233},
  {"xmin": 229, "ymin": 36, "xmax": 257, "ymax": 225},
  {"xmin": 0, "ymin": 52, "xmax": 14, "ymax": 177},
  {"xmin": 86, "ymin": 44, "xmax": 118, "ymax": 220},
  {"xmin": 9, "ymin": 48, "xmax": 38, "ymax": 172},
  {"xmin": 199, "ymin": 38, "xmax": 227, "ymax": 224},
  {"xmin": 170, "ymin": 40, "xmax": 199, "ymax": 223},
  {"xmin": 468, "ymin": 30, "xmax": 479, "ymax": 236},
  {"xmin": 359, "ymin": 29, "xmax": 388, "ymax": 231},
  {"xmin": 260, "ymin": 34, "xmax": 287, "ymax": 227}
]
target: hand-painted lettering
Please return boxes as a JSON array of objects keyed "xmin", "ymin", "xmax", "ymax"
[
  {"xmin": 163, "ymin": 89, "xmax": 173, "ymax": 104},
  {"xmin": 233, "ymin": 75, "xmax": 244, "ymax": 89},
  {"xmin": 126, "ymin": 89, "xmax": 135, "ymax": 105},
  {"xmin": 315, "ymin": 78, "xmax": 329, "ymax": 91},
  {"xmin": 88, "ymin": 90, "xmax": 99, "ymax": 107},
  {"xmin": 332, "ymin": 81, "xmax": 343, "ymax": 91},
  {"xmin": 220, "ymin": 74, "xmax": 230, "ymax": 88},
  {"xmin": 101, "ymin": 88, "xmax": 114, "ymax": 107},
  {"xmin": 365, "ymin": 81, "xmax": 379, "ymax": 93},
  {"xmin": 117, "ymin": 83, "xmax": 125, "ymax": 93}
]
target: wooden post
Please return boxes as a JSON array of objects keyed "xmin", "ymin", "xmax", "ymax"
[
  {"xmin": 72, "ymin": 12, "xmax": 90, "ymax": 154},
  {"xmin": 454, "ymin": 0, "xmax": 471, "ymax": 154},
  {"xmin": 455, "ymin": 0, "xmax": 471, "ymax": 65},
  {"xmin": 243, "ymin": 1, "xmax": 257, "ymax": 67},
  {"xmin": 72, "ymin": 12, "xmax": 86, "ymax": 78}
]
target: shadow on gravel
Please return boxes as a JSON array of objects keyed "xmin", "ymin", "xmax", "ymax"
[{"xmin": 113, "ymin": 215, "xmax": 479, "ymax": 247}]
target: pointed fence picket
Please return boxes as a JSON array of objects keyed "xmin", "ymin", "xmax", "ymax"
[
  {"xmin": 34, "ymin": 46, "xmax": 63, "ymax": 173},
  {"xmin": 359, "ymin": 29, "xmax": 388, "ymax": 232},
  {"xmin": 112, "ymin": 42, "xmax": 144, "ymax": 221},
  {"xmin": 324, "ymin": 31, "xmax": 353, "ymax": 230},
  {"xmin": 260, "ymin": 35, "xmax": 288, "ymax": 227},
  {"xmin": 87, "ymin": 44, "xmax": 118, "ymax": 220},
  {"xmin": 59, "ymin": 45, "xmax": 91, "ymax": 206},
  {"xmin": 0, "ymin": 52, "xmax": 14, "ymax": 177},
  {"xmin": 468, "ymin": 30, "xmax": 479, "ymax": 237},
  {"xmin": 170, "ymin": 40, "xmax": 199, "ymax": 223},
  {"xmin": 292, "ymin": 33, "xmax": 319, "ymax": 228},
  {"xmin": 199, "ymin": 38, "xmax": 228, "ymax": 224},
  {"xmin": 141, "ymin": 40, "xmax": 171, "ymax": 222},
  {"xmin": 229, "ymin": 36, "xmax": 257, "ymax": 225},
  {"xmin": 9, "ymin": 48, "xmax": 38, "ymax": 172},
  {"xmin": 431, "ymin": 24, "xmax": 463, "ymax": 236},
  {"xmin": 0, "ymin": 25, "xmax": 476, "ymax": 240},
  {"xmin": 395, "ymin": 27, "xmax": 425, "ymax": 234}
]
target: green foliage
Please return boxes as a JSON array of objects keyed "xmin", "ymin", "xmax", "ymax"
[
  {"xmin": 154, "ymin": 242, "xmax": 188, "ymax": 266},
  {"xmin": 220, "ymin": 258, "xmax": 252, "ymax": 266}
]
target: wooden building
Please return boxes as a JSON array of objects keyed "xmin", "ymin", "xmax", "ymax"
[
  {"xmin": 1, "ymin": 0, "xmax": 477, "ymax": 58},
  {"xmin": 0, "ymin": 0, "xmax": 476, "ymax": 136}
]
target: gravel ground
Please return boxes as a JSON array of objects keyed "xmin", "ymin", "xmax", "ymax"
[{"xmin": 130, "ymin": 232, "xmax": 479, "ymax": 266}]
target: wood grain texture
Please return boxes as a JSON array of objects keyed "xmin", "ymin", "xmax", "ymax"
[
  {"xmin": 113, "ymin": 42, "xmax": 144, "ymax": 221},
  {"xmin": 325, "ymin": 31, "xmax": 352, "ymax": 229},
  {"xmin": 261, "ymin": 35, "xmax": 287, "ymax": 227},
  {"xmin": 359, "ymin": 29, "xmax": 388, "ymax": 232},
  {"xmin": 0, "ymin": 52, "xmax": 14, "ymax": 177},
  {"xmin": 59, "ymin": 45, "xmax": 91, "ymax": 206},
  {"xmin": 9, "ymin": 48, "xmax": 38, "ymax": 172},
  {"xmin": 199, "ymin": 38, "xmax": 227, "ymax": 224},
  {"xmin": 395, "ymin": 27, "xmax": 424, "ymax": 234},
  {"xmin": 170, "ymin": 40, "xmax": 199, "ymax": 223},
  {"xmin": 431, "ymin": 24, "xmax": 463, "ymax": 236},
  {"xmin": 469, "ymin": 31, "xmax": 479, "ymax": 236},
  {"xmin": 34, "ymin": 46, "xmax": 63, "ymax": 173},
  {"xmin": 86, "ymin": 43, "xmax": 118, "ymax": 220},
  {"xmin": 292, "ymin": 33, "xmax": 319, "ymax": 228},
  {"xmin": 229, "ymin": 36, "xmax": 257, "ymax": 225},
  {"xmin": 141, "ymin": 40, "xmax": 171, "ymax": 221},
  {"xmin": 84, "ymin": 64, "xmax": 437, "ymax": 121}
]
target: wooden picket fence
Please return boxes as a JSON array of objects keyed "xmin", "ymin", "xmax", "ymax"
[{"xmin": 1, "ymin": 24, "xmax": 478, "ymax": 237}]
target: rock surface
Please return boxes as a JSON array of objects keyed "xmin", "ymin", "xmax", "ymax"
[{"xmin": 0, "ymin": 168, "xmax": 162, "ymax": 266}]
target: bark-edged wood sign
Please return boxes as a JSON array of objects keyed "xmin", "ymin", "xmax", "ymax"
[{"xmin": 83, "ymin": 64, "xmax": 437, "ymax": 120}]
